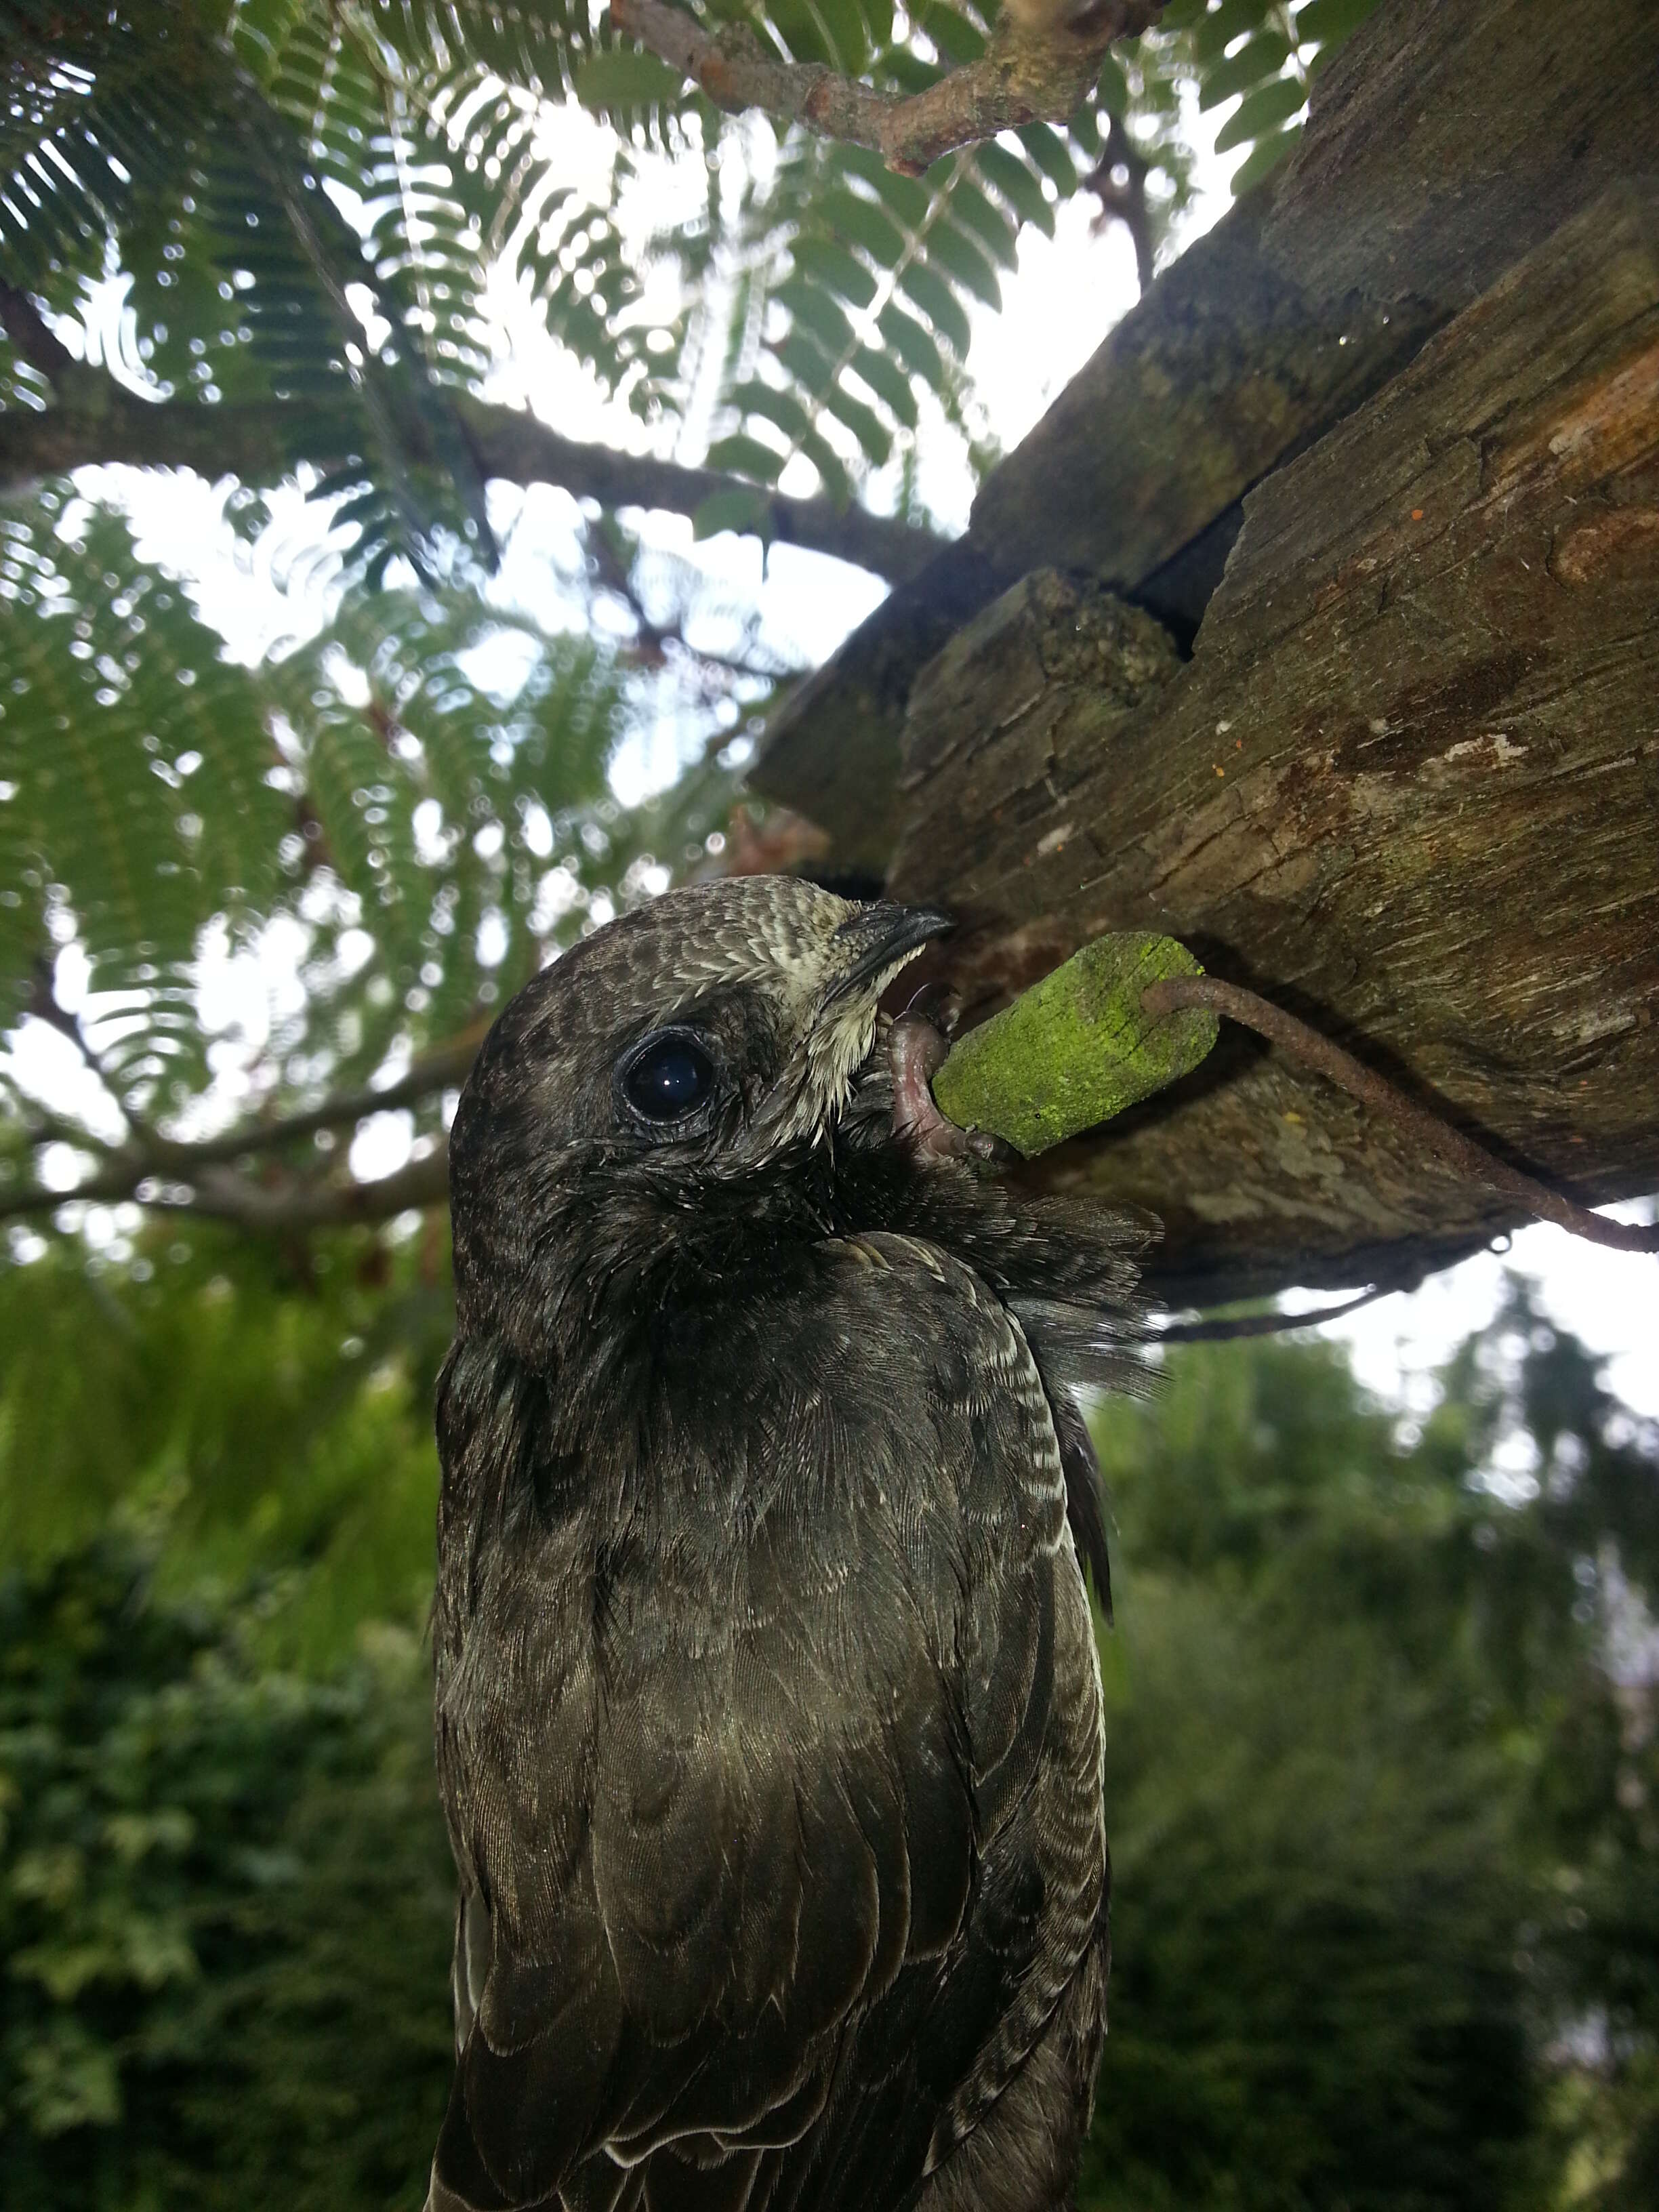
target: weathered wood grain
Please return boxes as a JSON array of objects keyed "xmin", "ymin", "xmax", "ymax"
[
  {"xmin": 1262, "ymin": 0, "xmax": 1659, "ymax": 321},
  {"xmin": 887, "ymin": 189, "xmax": 1659, "ymax": 1304},
  {"xmin": 754, "ymin": 200, "xmax": 1425, "ymax": 873},
  {"xmin": 751, "ymin": 0, "xmax": 1659, "ymax": 880}
]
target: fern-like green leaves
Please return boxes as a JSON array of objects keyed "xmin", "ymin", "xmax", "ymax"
[
  {"xmin": 1, "ymin": 0, "xmax": 1385, "ymax": 533},
  {"xmin": 1, "ymin": 3, "xmax": 1177, "ymax": 530},
  {"xmin": 4, "ymin": 0, "xmax": 1391, "ymax": 511},
  {"xmin": 0, "ymin": 497, "xmax": 740, "ymax": 1130},
  {"xmin": 0, "ymin": 506, "xmax": 279, "ymax": 1086},
  {"xmin": 0, "ymin": 0, "xmax": 1386, "ymax": 1153},
  {"xmin": 1161, "ymin": 0, "xmax": 1385, "ymax": 197},
  {"xmin": 569, "ymin": 6, "xmax": 1187, "ymax": 508}
]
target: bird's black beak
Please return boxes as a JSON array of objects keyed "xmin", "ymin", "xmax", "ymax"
[{"xmin": 821, "ymin": 902, "xmax": 954, "ymax": 1008}]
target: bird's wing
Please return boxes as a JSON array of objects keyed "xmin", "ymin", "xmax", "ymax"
[{"xmin": 430, "ymin": 1233, "xmax": 1105, "ymax": 2212}]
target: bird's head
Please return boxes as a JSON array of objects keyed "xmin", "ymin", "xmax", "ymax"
[{"xmin": 447, "ymin": 878, "xmax": 950, "ymax": 1332}]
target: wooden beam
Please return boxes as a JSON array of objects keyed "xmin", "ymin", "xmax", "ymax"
[
  {"xmin": 753, "ymin": 202, "xmax": 1426, "ymax": 872},
  {"xmin": 887, "ymin": 188, "xmax": 1659, "ymax": 1303},
  {"xmin": 752, "ymin": 0, "xmax": 1659, "ymax": 876}
]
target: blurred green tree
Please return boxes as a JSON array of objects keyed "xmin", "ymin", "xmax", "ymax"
[
  {"xmin": 4, "ymin": 1256, "xmax": 1654, "ymax": 2210},
  {"xmin": 1078, "ymin": 1286, "xmax": 1659, "ymax": 2211},
  {"xmin": 0, "ymin": 1540, "xmax": 454, "ymax": 2212},
  {"xmin": 0, "ymin": 1224, "xmax": 453, "ymax": 1667}
]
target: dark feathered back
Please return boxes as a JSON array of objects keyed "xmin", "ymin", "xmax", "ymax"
[{"xmin": 430, "ymin": 882, "xmax": 1150, "ymax": 2212}]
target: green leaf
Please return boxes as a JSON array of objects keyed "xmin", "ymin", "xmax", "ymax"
[
  {"xmin": 814, "ymin": 0, "xmax": 876, "ymax": 72},
  {"xmin": 880, "ymin": 47, "xmax": 943, "ymax": 96},
  {"xmin": 817, "ymin": 190, "xmax": 907, "ymax": 268},
  {"xmin": 796, "ymin": 425, "xmax": 853, "ymax": 506},
  {"xmin": 861, "ymin": 0, "xmax": 897, "ymax": 47},
  {"xmin": 820, "ymin": 381, "xmax": 893, "ymax": 467},
  {"xmin": 924, "ymin": 221, "xmax": 1001, "ymax": 311},
  {"xmin": 1193, "ymin": 0, "xmax": 1271, "ymax": 65},
  {"xmin": 1198, "ymin": 30, "xmax": 1291, "ymax": 107},
  {"xmin": 703, "ymin": 432, "xmax": 786, "ymax": 485},
  {"xmin": 767, "ymin": 0, "xmax": 851, "ymax": 68},
  {"xmin": 731, "ymin": 379, "xmax": 815, "ymax": 443},
  {"xmin": 945, "ymin": 182, "xmax": 1019, "ymax": 274},
  {"xmin": 840, "ymin": 148, "xmax": 933, "ymax": 228},
  {"xmin": 1097, "ymin": 51, "xmax": 1131, "ymax": 117},
  {"xmin": 851, "ymin": 342, "xmax": 919, "ymax": 430},
  {"xmin": 975, "ymin": 142, "xmax": 1055, "ymax": 241},
  {"xmin": 774, "ymin": 276, "xmax": 857, "ymax": 361},
  {"xmin": 1069, "ymin": 104, "xmax": 1104, "ymax": 162},
  {"xmin": 1214, "ymin": 74, "xmax": 1307, "ymax": 152},
  {"xmin": 790, "ymin": 235, "xmax": 880, "ymax": 312},
  {"xmin": 1017, "ymin": 123, "xmax": 1080, "ymax": 200},
  {"xmin": 897, "ymin": 262, "xmax": 972, "ymax": 357},
  {"xmin": 0, "ymin": 514, "xmax": 277, "ymax": 1101},
  {"xmin": 571, "ymin": 51, "xmax": 686, "ymax": 111},
  {"xmin": 877, "ymin": 300, "xmax": 945, "ymax": 385},
  {"xmin": 1294, "ymin": 0, "xmax": 1383, "ymax": 42},
  {"xmin": 692, "ymin": 486, "xmax": 775, "ymax": 541},
  {"xmin": 916, "ymin": 3, "xmax": 985, "ymax": 64},
  {"xmin": 0, "ymin": 794, "xmax": 45, "ymax": 1029},
  {"xmin": 773, "ymin": 327, "xmax": 838, "ymax": 391}
]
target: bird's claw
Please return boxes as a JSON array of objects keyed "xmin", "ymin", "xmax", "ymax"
[{"xmin": 888, "ymin": 1010, "xmax": 1010, "ymax": 1164}]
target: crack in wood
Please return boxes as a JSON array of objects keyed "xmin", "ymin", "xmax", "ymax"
[{"xmin": 887, "ymin": 186, "xmax": 1659, "ymax": 1300}]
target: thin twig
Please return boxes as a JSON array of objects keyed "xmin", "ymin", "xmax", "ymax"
[
  {"xmin": 586, "ymin": 525, "xmax": 785, "ymax": 682},
  {"xmin": 609, "ymin": 0, "xmax": 1164, "ymax": 173},
  {"xmin": 0, "ymin": 1029, "xmax": 485, "ymax": 1232},
  {"xmin": 1141, "ymin": 976, "xmax": 1659, "ymax": 1256},
  {"xmin": 1147, "ymin": 1281, "xmax": 1399, "ymax": 1345},
  {"xmin": 0, "ymin": 1141, "xmax": 453, "ymax": 1234}
]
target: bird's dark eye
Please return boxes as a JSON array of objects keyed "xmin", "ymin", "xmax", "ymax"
[{"xmin": 619, "ymin": 1029, "xmax": 716, "ymax": 1127}]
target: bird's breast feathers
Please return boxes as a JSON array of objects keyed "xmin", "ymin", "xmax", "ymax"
[{"xmin": 431, "ymin": 1233, "xmax": 1107, "ymax": 2211}]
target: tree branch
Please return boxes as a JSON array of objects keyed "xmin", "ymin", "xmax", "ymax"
[
  {"xmin": 609, "ymin": 0, "xmax": 1165, "ymax": 174},
  {"xmin": 1082, "ymin": 112, "xmax": 1154, "ymax": 295},
  {"xmin": 0, "ymin": 1136, "xmax": 453, "ymax": 1235},
  {"xmin": 173, "ymin": 1030, "xmax": 487, "ymax": 1169},
  {"xmin": 0, "ymin": 392, "xmax": 946, "ymax": 583},
  {"xmin": 1147, "ymin": 1279, "xmax": 1408, "ymax": 1343},
  {"xmin": 474, "ymin": 408, "xmax": 943, "ymax": 581},
  {"xmin": 0, "ymin": 1032, "xmax": 485, "ymax": 1233},
  {"xmin": 183, "ymin": 1147, "xmax": 451, "ymax": 1230}
]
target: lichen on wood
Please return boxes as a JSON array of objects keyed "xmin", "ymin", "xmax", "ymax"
[{"xmin": 933, "ymin": 933, "xmax": 1217, "ymax": 1158}]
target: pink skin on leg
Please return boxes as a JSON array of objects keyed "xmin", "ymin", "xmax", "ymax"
[{"xmin": 888, "ymin": 1010, "xmax": 1006, "ymax": 1162}]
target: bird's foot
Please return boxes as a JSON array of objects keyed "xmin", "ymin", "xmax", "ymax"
[{"xmin": 889, "ymin": 1003, "xmax": 1010, "ymax": 1164}]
